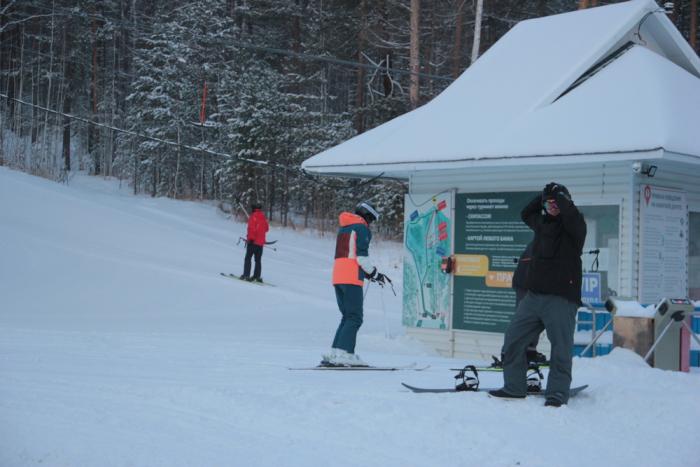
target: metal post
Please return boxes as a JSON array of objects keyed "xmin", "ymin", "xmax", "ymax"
[
  {"xmin": 681, "ymin": 320, "xmax": 700, "ymax": 348},
  {"xmin": 591, "ymin": 307, "xmax": 597, "ymax": 357},
  {"xmin": 579, "ymin": 319, "xmax": 613, "ymax": 358}
]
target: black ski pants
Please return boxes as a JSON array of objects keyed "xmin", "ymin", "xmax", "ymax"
[{"xmin": 243, "ymin": 243, "xmax": 263, "ymax": 279}]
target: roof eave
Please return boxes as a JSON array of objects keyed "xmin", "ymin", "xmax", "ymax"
[{"xmin": 303, "ymin": 148, "xmax": 671, "ymax": 178}]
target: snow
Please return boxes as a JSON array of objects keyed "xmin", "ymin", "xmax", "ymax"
[
  {"xmin": 609, "ymin": 298, "xmax": 658, "ymax": 318},
  {"xmin": 302, "ymin": 0, "xmax": 700, "ymax": 178},
  {"xmin": 2, "ymin": 166, "xmax": 700, "ymax": 467}
]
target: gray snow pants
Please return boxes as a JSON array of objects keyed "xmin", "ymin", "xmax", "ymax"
[{"xmin": 501, "ymin": 291, "xmax": 577, "ymax": 403}]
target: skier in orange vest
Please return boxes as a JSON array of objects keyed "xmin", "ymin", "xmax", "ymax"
[{"xmin": 322, "ymin": 201, "xmax": 387, "ymax": 367}]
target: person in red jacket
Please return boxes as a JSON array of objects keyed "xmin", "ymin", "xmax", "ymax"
[{"xmin": 240, "ymin": 202, "xmax": 269, "ymax": 283}]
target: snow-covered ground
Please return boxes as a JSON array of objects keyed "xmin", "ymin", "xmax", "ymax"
[{"xmin": 1, "ymin": 166, "xmax": 699, "ymax": 467}]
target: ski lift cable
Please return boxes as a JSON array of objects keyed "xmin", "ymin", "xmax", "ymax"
[
  {"xmin": 0, "ymin": 92, "xmax": 397, "ymax": 192},
  {"xmin": 0, "ymin": 93, "xmax": 268, "ymax": 166}
]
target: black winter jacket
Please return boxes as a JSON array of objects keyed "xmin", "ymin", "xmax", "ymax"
[
  {"xmin": 521, "ymin": 193, "xmax": 587, "ymax": 305},
  {"xmin": 512, "ymin": 242, "xmax": 533, "ymax": 291}
]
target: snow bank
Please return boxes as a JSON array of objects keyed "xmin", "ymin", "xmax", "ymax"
[
  {"xmin": 1, "ymin": 167, "xmax": 699, "ymax": 467},
  {"xmin": 609, "ymin": 298, "xmax": 657, "ymax": 318}
]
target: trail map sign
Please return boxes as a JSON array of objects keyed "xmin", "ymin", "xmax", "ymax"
[
  {"xmin": 402, "ymin": 193, "xmax": 452, "ymax": 329},
  {"xmin": 452, "ymin": 192, "xmax": 536, "ymax": 332}
]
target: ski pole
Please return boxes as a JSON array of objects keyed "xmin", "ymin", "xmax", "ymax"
[
  {"xmin": 238, "ymin": 236, "xmax": 277, "ymax": 252},
  {"xmin": 379, "ymin": 283, "xmax": 391, "ymax": 339}
]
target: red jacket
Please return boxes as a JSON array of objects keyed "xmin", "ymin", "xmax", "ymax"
[{"xmin": 247, "ymin": 209, "xmax": 269, "ymax": 246}]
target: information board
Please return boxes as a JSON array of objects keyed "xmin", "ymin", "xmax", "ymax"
[
  {"xmin": 452, "ymin": 192, "xmax": 536, "ymax": 332},
  {"xmin": 639, "ymin": 185, "xmax": 688, "ymax": 304}
]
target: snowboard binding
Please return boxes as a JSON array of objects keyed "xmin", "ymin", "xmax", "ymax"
[
  {"xmin": 526, "ymin": 366, "xmax": 545, "ymax": 393},
  {"xmin": 454, "ymin": 365, "xmax": 480, "ymax": 391}
]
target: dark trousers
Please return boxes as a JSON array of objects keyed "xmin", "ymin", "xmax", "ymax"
[
  {"xmin": 332, "ymin": 284, "xmax": 364, "ymax": 354},
  {"xmin": 502, "ymin": 292, "xmax": 577, "ymax": 402},
  {"xmin": 500, "ymin": 289, "xmax": 540, "ymax": 360},
  {"xmin": 243, "ymin": 243, "xmax": 263, "ymax": 279},
  {"xmin": 516, "ymin": 288, "xmax": 540, "ymax": 351}
]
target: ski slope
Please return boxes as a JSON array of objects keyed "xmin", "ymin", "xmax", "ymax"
[{"xmin": 1, "ymin": 166, "xmax": 699, "ymax": 467}]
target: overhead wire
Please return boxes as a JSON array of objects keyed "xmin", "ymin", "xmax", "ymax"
[{"xmin": 0, "ymin": 92, "xmax": 397, "ymax": 192}]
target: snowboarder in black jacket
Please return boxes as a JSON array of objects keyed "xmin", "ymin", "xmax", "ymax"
[{"xmin": 489, "ymin": 183, "xmax": 586, "ymax": 407}]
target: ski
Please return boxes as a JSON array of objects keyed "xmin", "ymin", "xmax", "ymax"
[
  {"xmin": 289, "ymin": 363, "xmax": 430, "ymax": 371},
  {"xmin": 219, "ymin": 272, "xmax": 274, "ymax": 286},
  {"xmin": 401, "ymin": 383, "xmax": 588, "ymax": 397},
  {"xmin": 449, "ymin": 364, "xmax": 550, "ymax": 372}
]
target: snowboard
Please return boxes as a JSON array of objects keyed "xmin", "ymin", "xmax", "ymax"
[
  {"xmin": 289, "ymin": 362, "xmax": 430, "ymax": 371},
  {"xmin": 401, "ymin": 383, "xmax": 588, "ymax": 397},
  {"xmin": 220, "ymin": 272, "xmax": 274, "ymax": 286},
  {"xmin": 449, "ymin": 364, "xmax": 550, "ymax": 372}
]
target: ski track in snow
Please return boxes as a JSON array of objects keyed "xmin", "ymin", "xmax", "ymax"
[{"xmin": 1, "ymin": 166, "xmax": 699, "ymax": 467}]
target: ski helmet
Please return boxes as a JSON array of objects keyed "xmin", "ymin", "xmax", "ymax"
[
  {"xmin": 251, "ymin": 202, "xmax": 263, "ymax": 211},
  {"xmin": 355, "ymin": 201, "xmax": 380, "ymax": 224}
]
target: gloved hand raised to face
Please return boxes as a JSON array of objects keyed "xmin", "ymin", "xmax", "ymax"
[{"xmin": 542, "ymin": 182, "xmax": 571, "ymax": 201}]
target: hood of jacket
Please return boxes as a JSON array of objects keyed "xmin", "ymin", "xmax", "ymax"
[{"xmin": 338, "ymin": 212, "xmax": 367, "ymax": 227}]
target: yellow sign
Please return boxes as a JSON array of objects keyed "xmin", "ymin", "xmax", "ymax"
[
  {"xmin": 485, "ymin": 271, "xmax": 514, "ymax": 288},
  {"xmin": 453, "ymin": 254, "xmax": 489, "ymax": 277}
]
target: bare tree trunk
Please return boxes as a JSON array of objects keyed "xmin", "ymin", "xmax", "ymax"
[
  {"xmin": 451, "ymin": 0, "xmax": 464, "ymax": 79},
  {"xmin": 354, "ymin": 0, "xmax": 367, "ymax": 132},
  {"xmin": 132, "ymin": 142, "xmax": 138, "ymax": 195},
  {"xmin": 31, "ymin": 62, "xmax": 37, "ymax": 144},
  {"xmin": 471, "ymin": 0, "xmax": 483, "ymax": 65},
  {"xmin": 15, "ymin": 26, "xmax": 25, "ymax": 134},
  {"xmin": 578, "ymin": 0, "xmax": 589, "ymax": 9},
  {"xmin": 425, "ymin": 1, "xmax": 434, "ymax": 96},
  {"xmin": 62, "ymin": 96, "xmax": 71, "ymax": 172},
  {"xmin": 89, "ymin": 19, "xmax": 100, "ymax": 174},
  {"xmin": 409, "ymin": 0, "xmax": 420, "ymax": 108},
  {"xmin": 42, "ymin": 4, "xmax": 55, "ymax": 172},
  {"xmin": 174, "ymin": 124, "xmax": 181, "ymax": 198},
  {"xmin": 691, "ymin": 0, "xmax": 698, "ymax": 52}
]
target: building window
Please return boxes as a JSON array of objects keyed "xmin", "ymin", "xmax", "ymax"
[
  {"xmin": 578, "ymin": 205, "xmax": 620, "ymax": 301},
  {"xmin": 690, "ymin": 212, "xmax": 700, "ymax": 301}
]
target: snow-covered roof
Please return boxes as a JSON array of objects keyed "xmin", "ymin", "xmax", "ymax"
[{"xmin": 302, "ymin": 0, "xmax": 700, "ymax": 179}]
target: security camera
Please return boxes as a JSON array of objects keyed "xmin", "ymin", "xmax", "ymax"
[{"xmin": 632, "ymin": 162, "xmax": 642, "ymax": 173}]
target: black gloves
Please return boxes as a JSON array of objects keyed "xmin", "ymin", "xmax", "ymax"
[
  {"xmin": 366, "ymin": 268, "xmax": 389, "ymax": 286},
  {"xmin": 374, "ymin": 272, "xmax": 388, "ymax": 285},
  {"xmin": 367, "ymin": 270, "xmax": 395, "ymax": 295},
  {"xmin": 542, "ymin": 182, "xmax": 571, "ymax": 202}
]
